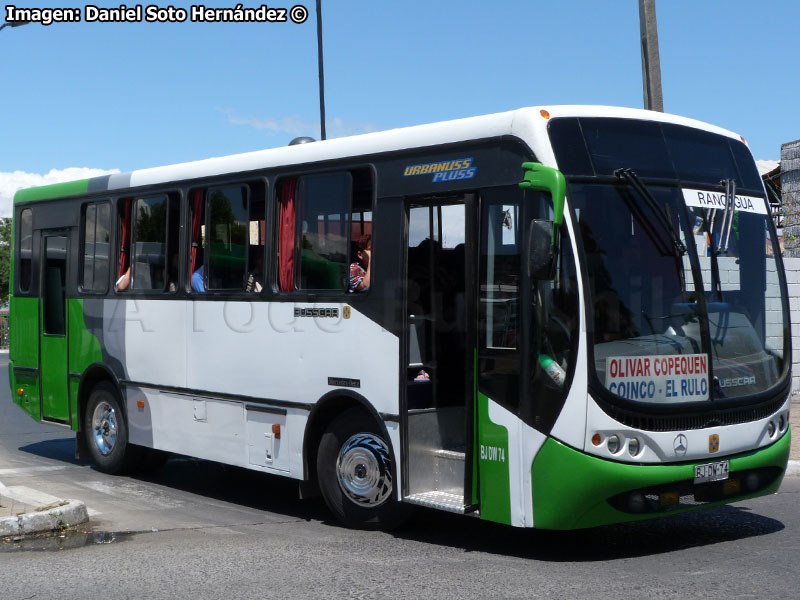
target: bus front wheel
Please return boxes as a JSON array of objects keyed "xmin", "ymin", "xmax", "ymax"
[
  {"xmin": 84, "ymin": 382, "xmax": 137, "ymax": 474},
  {"xmin": 317, "ymin": 409, "xmax": 407, "ymax": 529}
]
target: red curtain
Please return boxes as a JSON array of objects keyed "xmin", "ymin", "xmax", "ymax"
[
  {"xmin": 190, "ymin": 189, "xmax": 204, "ymax": 273},
  {"xmin": 118, "ymin": 198, "xmax": 132, "ymax": 277},
  {"xmin": 278, "ymin": 179, "xmax": 297, "ymax": 292}
]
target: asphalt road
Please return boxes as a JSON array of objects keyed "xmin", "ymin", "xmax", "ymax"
[{"xmin": 1, "ymin": 352, "xmax": 799, "ymax": 599}]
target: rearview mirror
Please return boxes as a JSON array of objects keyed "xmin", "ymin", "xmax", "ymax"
[
  {"xmin": 519, "ymin": 162, "xmax": 566, "ymax": 244},
  {"xmin": 529, "ymin": 219, "xmax": 556, "ymax": 280}
]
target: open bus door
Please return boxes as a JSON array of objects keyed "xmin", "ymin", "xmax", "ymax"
[
  {"xmin": 39, "ymin": 231, "xmax": 70, "ymax": 424},
  {"xmin": 403, "ymin": 195, "xmax": 478, "ymax": 514}
]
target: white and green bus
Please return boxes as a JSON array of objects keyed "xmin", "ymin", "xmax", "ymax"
[{"xmin": 9, "ymin": 106, "xmax": 791, "ymax": 529}]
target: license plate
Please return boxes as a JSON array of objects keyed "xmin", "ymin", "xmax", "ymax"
[{"xmin": 694, "ymin": 460, "xmax": 730, "ymax": 484}]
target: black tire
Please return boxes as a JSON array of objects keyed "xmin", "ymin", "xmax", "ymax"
[
  {"xmin": 84, "ymin": 382, "xmax": 140, "ymax": 474},
  {"xmin": 317, "ymin": 408, "xmax": 409, "ymax": 530}
]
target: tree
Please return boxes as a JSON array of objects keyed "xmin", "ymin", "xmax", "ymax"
[{"xmin": 0, "ymin": 217, "xmax": 11, "ymax": 304}]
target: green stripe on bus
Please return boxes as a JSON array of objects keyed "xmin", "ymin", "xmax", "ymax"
[
  {"xmin": 9, "ymin": 296, "xmax": 39, "ymax": 366},
  {"xmin": 9, "ymin": 297, "xmax": 41, "ymax": 422},
  {"xmin": 477, "ymin": 392, "xmax": 511, "ymax": 525},
  {"xmin": 531, "ymin": 432, "xmax": 791, "ymax": 530},
  {"xmin": 14, "ymin": 179, "xmax": 90, "ymax": 203},
  {"xmin": 68, "ymin": 298, "xmax": 105, "ymax": 430}
]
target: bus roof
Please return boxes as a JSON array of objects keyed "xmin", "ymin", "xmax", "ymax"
[{"xmin": 14, "ymin": 105, "xmax": 745, "ymax": 204}]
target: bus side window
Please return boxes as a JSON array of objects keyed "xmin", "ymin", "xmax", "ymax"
[
  {"xmin": 131, "ymin": 195, "xmax": 170, "ymax": 292},
  {"xmin": 81, "ymin": 201, "xmax": 111, "ymax": 293},
  {"xmin": 276, "ymin": 169, "xmax": 371, "ymax": 292},
  {"xmin": 18, "ymin": 208, "xmax": 33, "ymax": 293},
  {"xmin": 207, "ymin": 185, "xmax": 249, "ymax": 290},
  {"xmin": 117, "ymin": 195, "xmax": 178, "ymax": 293},
  {"xmin": 298, "ymin": 173, "xmax": 352, "ymax": 290}
]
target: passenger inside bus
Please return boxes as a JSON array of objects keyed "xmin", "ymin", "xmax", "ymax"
[
  {"xmin": 349, "ymin": 234, "xmax": 371, "ymax": 293},
  {"xmin": 246, "ymin": 246, "xmax": 264, "ymax": 293},
  {"xmin": 192, "ymin": 249, "xmax": 205, "ymax": 292},
  {"xmin": 115, "ymin": 266, "xmax": 131, "ymax": 291}
]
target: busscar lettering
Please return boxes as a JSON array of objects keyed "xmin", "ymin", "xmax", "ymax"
[
  {"xmin": 294, "ymin": 307, "xmax": 340, "ymax": 319},
  {"xmin": 5, "ymin": 6, "xmax": 81, "ymax": 26}
]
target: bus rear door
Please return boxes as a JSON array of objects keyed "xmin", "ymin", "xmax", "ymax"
[{"xmin": 39, "ymin": 231, "xmax": 70, "ymax": 423}]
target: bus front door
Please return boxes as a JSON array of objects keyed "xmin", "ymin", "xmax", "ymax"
[
  {"xmin": 403, "ymin": 196, "xmax": 477, "ymax": 514},
  {"xmin": 39, "ymin": 232, "xmax": 70, "ymax": 423}
]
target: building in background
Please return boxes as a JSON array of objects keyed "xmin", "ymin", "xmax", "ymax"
[{"xmin": 778, "ymin": 139, "xmax": 800, "ymax": 257}]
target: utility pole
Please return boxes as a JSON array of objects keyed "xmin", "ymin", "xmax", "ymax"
[
  {"xmin": 639, "ymin": 0, "xmax": 663, "ymax": 112},
  {"xmin": 316, "ymin": 0, "xmax": 327, "ymax": 140}
]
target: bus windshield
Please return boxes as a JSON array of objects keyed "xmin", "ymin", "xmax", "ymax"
[{"xmin": 549, "ymin": 117, "xmax": 789, "ymax": 406}]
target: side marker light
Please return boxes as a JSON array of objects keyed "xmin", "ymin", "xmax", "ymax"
[
  {"xmin": 137, "ymin": 400, "xmax": 145, "ymax": 409},
  {"xmin": 540, "ymin": 109, "xmax": 551, "ymax": 120},
  {"xmin": 272, "ymin": 424, "xmax": 281, "ymax": 439},
  {"xmin": 591, "ymin": 433, "xmax": 602, "ymax": 446},
  {"xmin": 17, "ymin": 388, "xmax": 24, "ymax": 396}
]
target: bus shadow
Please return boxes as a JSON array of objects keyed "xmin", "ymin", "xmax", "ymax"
[
  {"xmin": 17, "ymin": 438, "xmax": 90, "ymax": 466},
  {"xmin": 17, "ymin": 441, "xmax": 330, "ymax": 521},
  {"xmin": 392, "ymin": 504, "xmax": 785, "ymax": 561},
  {"xmin": 133, "ymin": 457, "xmax": 331, "ymax": 522}
]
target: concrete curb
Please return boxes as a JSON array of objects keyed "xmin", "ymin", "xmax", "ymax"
[
  {"xmin": 787, "ymin": 460, "xmax": 800, "ymax": 477},
  {"xmin": 0, "ymin": 500, "xmax": 89, "ymax": 538}
]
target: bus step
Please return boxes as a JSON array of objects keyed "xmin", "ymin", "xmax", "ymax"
[
  {"xmin": 404, "ymin": 491, "xmax": 475, "ymax": 514},
  {"xmin": 433, "ymin": 449, "xmax": 465, "ymax": 461}
]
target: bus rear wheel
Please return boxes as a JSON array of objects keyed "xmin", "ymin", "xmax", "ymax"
[
  {"xmin": 84, "ymin": 382, "xmax": 138, "ymax": 474},
  {"xmin": 317, "ymin": 409, "xmax": 407, "ymax": 529}
]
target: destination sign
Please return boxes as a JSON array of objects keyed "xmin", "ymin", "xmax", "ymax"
[
  {"xmin": 605, "ymin": 353, "xmax": 709, "ymax": 402},
  {"xmin": 682, "ymin": 188, "xmax": 768, "ymax": 215}
]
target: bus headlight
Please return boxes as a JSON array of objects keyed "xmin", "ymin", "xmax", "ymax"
[
  {"xmin": 628, "ymin": 437, "xmax": 640, "ymax": 457},
  {"xmin": 779, "ymin": 414, "xmax": 786, "ymax": 432},
  {"xmin": 607, "ymin": 435, "xmax": 621, "ymax": 454},
  {"xmin": 767, "ymin": 421, "xmax": 776, "ymax": 438}
]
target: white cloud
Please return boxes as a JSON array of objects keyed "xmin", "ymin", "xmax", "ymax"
[
  {"xmin": 0, "ymin": 167, "xmax": 120, "ymax": 218},
  {"xmin": 223, "ymin": 110, "xmax": 379, "ymax": 140},
  {"xmin": 756, "ymin": 159, "xmax": 779, "ymax": 176}
]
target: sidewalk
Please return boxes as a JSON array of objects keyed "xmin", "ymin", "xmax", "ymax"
[{"xmin": 0, "ymin": 482, "xmax": 88, "ymax": 537}]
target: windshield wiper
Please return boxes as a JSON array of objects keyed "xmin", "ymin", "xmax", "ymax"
[
  {"xmin": 715, "ymin": 178, "xmax": 736, "ymax": 255},
  {"xmin": 614, "ymin": 168, "xmax": 687, "ymax": 255},
  {"xmin": 704, "ymin": 178, "xmax": 738, "ymax": 301}
]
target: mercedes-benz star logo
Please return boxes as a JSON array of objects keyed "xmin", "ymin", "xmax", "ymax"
[{"xmin": 673, "ymin": 434, "xmax": 688, "ymax": 457}]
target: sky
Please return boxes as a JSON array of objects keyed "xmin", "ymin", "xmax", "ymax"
[{"xmin": 1, "ymin": 0, "xmax": 798, "ymax": 217}]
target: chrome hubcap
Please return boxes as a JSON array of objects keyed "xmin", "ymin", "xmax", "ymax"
[
  {"xmin": 336, "ymin": 433, "xmax": 392, "ymax": 507},
  {"xmin": 92, "ymin": 401, "xmax": 117, "ymax": 456}
]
